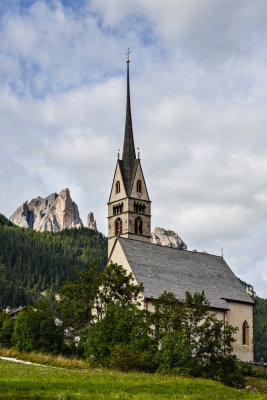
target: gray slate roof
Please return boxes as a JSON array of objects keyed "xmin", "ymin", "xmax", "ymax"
[{"xmin": 118, "ymin": 238, "xmax": 254, "ymax": 310}]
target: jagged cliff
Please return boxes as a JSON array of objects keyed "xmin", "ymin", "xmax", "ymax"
[
  {"xmin": 87, "ymin": 212, "xmax": 97, "ymax": 230},
  {"xmin": 151, "ymin": 227, "xmax": 187, "ymax": 250},
  {"xmin": 10, "ymin": 188, "xmax": 83, "ymax": 232}
]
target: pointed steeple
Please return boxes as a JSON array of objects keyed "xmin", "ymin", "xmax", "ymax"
[
  {"xmin": 107, "ymin": 52, "xmax": 151, "ymax": 256},
  {"xmin": 122, "ymin": 56, "xmax": 136, "ymax": 192}
]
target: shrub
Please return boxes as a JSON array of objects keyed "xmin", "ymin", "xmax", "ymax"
[
  {"xmin": 109, "ymin": 344, "xmax": 156, "ymax": 372},
  {"xmin": 12, "ymin": 300, "xmax": 64, "ymax": 354},
  {"xmin": 239, "ymin": 361, "xmax": 254, "ymax": 376},
  {"xmin": 85, "ymin": 304, "xmax": 154, "ymax": 366},
  {"xmin": 239, "ymin": 361, "xmax": 267, "ymax": 379},
  {"xmin": 203, "ymin": 356, "xmax": 245, "ymax": 389},
  {"xmin": 156, "ymin": 331, "xmax": 192, "ymax": 371},
  {"xmin": 0, "ymin": 312, "xmax": 14, "ymax": 347}
]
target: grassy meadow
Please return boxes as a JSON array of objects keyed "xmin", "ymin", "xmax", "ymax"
[{"xmin": 0, "ymin": 357, "xmax": 266, "ymax": 400}]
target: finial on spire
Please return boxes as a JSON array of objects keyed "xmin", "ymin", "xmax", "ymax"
[
  {"xmin": 126, "ymin": 47, "xmax": 131, "ymax": 63},
  {"xmin": 118, "ymin": 149, "xmax": 120, "ymax": 159},
  {"xmin": 137, "ymin": 147, "xmax": 140, "ymax": 159}
]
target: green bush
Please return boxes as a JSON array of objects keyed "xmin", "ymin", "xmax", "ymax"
[
  {"xmin": 0, "ymin": 312, "xmax": 14, "ymax": 347},
  {"xmin": 203, "ymin": 356, "xmax": 245, "ymax": 389},
  {"xmin": 238, "ymin": 361, "xmax": 254, "ymax": 376},
  {"xmin": 85, "ymin": 304, "xmax": 155, "ymax": 365},
  {"xmin": 156, "ymin": 331, "xmax": 192, "ymax": 371},
  {"xmin": 109, "ymin": 344, "xmax": 156, "ymax": 372},
  {"xmin": 12, "ymin": 300, "xmax": 64, "ymax": 354},
  {"xmin": 239, "ymin": 361, "xmax": 267, "ymax": 379}
]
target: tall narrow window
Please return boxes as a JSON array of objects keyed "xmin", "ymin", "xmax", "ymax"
[
  {"xmin": 115, "ymin": 181, "xmax": 120, "ymax": 194},
  {"xmin": 134, "ymin": 216, "xmax": 143, "ymax": 235},
  {"xmin": 115, "ymin": 218, "xmax": 122, "ymax": 235},
  {"xmin": 242, "ymin": 321, "xmax": 249, "ymax": 345},
  {"xmin": 137, "ymin": 180, "xmax": 142, "ymax": 193}
]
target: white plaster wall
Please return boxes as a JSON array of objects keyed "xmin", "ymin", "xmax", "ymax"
[
  {"xmin": 108, "ymin": 240, "xmax": 145, "ymax": 304},
  {"xmin": 226, "ymin": 301, "xmax": 254, "ymax": 362}
]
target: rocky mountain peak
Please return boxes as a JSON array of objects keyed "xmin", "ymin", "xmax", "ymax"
[
  {"xmin": 87, "ymin": 212, "xmax": 97, "ymax": 230},
  {"xmin": 10, "ymin": 188, "xmax": 84, "ymax": 233},
  {"xmin": 151, "ymin": 227, "xmax": 187, "ymax": 250}
]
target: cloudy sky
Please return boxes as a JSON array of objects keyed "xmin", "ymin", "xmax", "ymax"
[{"xmin": 0, "ymin": 0, "xmax": 267, "ymax": 297}]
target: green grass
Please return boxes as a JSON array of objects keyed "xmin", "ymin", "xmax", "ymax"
[
  {"xmin": 0, "ymin": 347, "xmax": 92, "ymax": 369},
  {"xmin": 0, "ymin": 359, "xmax": 266, "ymax": 400}
]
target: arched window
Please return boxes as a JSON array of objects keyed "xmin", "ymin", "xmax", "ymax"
[
  {"xmin": 134, "ymin": 202, "xmax": 146, "ymax": 214},
  {"xmin": 137, "ymin": 180, "xmax": 142, "ymax": 193},
  {"xmin": 115, "ymin": 218, "xmax": 122, "ymax": 235},
  {"xmin": 115, "ymin": 181, "xmax": 120, "ymax": 194},
  {"xmin": 242, "ymin": 321, "xmax": 249, "ymax": 345},
  {"xmin": 113, "ymin": 203, "xmax": 123, "ymax": 216},
  {"xmin": 134, "ymin": 216, "xmax": 143, "ymax": 235}
]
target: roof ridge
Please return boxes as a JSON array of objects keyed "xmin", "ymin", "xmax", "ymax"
[{"xmin": 118, "ymin": 237, "xmax": 223, "ymax": 259}]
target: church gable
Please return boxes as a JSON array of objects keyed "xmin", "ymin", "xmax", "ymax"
[
  {"xmin": 109, "ymin": 161, "xmax": 127, "ymax": 203},
  {"xmin": 130, "ymin": 161, "xmax": 150, "ymax": 201}
]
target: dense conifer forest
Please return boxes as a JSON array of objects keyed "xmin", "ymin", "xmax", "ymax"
[
  {"xmin": 0, "ymin": 212, "xmax": 266, "ymax": 361},
  {"xmin": 0, "ymin": 213, "xmax": 107, "ymax": 307},
  {"xmin": 254, "ymin": 296, "xmax": 267, "ymax": 362}
]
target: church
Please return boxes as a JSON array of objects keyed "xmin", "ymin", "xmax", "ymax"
[{"xmin": 107, "ymin": 56, "xmax": 254, "ymax": 363}]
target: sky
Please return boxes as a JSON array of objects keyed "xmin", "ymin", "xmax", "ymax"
[{"xmin": 0, "ymin": 0, "xmax": 267, "ymax": 297}]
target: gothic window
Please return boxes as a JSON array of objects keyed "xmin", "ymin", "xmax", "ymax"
[
  {"xmin": 137, "ymin": 180, "xmax": 142, "ymax": 193},
  {"xmin": 113, "ymin": 203, "xmax": 123, "ymax": 215},
  {"xmin": 115, "ymin": 181, "xmax": 120, "ymax": 194},
  {"xmin": 242, "ymin": 321, "xmax": 249, "ymax": 345},
  {"xmin": 134, "ymin": 216, "xmax": 143, "ymax": 235},
  {"xmin": 134, "ymin": 202, "xmax": 146, "ymax": 214},
  {"xmin": 115, "ymin": 218, "xmax": 122, "ymax": 235}
]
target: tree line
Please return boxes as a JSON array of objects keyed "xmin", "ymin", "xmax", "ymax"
[{"xmin": 0, "ymin": 214, "xmax": 107, "ymax": 307}]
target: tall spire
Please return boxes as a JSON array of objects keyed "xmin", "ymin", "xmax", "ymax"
[{"xmin": 122, "ymin": 53, "xmax": 136, "ymax": 178}]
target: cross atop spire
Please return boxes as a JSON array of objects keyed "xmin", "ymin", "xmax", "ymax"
[
  {"xmin": 126, "ymin": 47, "xmax": 131, "ymax": 63},
  {"xmin": 122, "ymin": 51, "xmax": 136, "ymax": 192}
]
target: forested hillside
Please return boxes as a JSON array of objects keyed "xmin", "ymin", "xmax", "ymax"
[
  {"xmin": 0, "ymin": 214, "xmax": 107, "ymax": 307},
  {"xmin": 254, "ymin": 296, "xmax": 267, "ymax": 362}
]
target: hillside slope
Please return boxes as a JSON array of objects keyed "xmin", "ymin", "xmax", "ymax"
[
  {"xmin": 0, "ymin": 214, "xmax": 107, "ymax": 307},
  {"xmin": 254, "ymin": 296, "xmax": 267, "ymax": 362}
]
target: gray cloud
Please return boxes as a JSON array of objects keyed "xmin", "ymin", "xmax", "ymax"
[{"xmin": 0, "ymin": 0, "xmax": 266, "ymax": 297}]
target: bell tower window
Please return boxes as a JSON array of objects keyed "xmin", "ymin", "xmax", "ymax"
[
  {"xmin": 242, "ymin": 321, "xmax": 249, "ymax": 345},
  {"xmin": 115, "ymin": 181, "xmax": 120, "ymax": 194},
  {"xmin": 137, "ymin": 180, "xmax": 142, "ymax": 193},
  {"xmin": 134, "ymin": 216, "xmax": 143, "ymax": 235},
  {"xmin": 113, "ymin": 203, "xmax": 123, "ymax": 215},
  {"xmin": 134, "ymin": 202, "xmax": 146, "ymax": 214},
  {"xmin": 115, "ymin": 218, "xmax": 122, "ymax": 235}
]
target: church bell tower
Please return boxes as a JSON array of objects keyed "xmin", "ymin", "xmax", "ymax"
[{"xmin": 107, "ymin": 56, "xmax": 151, "ymax": 256}]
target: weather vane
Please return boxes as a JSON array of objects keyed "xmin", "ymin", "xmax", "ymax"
[{"xmin": 126, "ymin": 47, "xmax": 131, "ymax": 63}]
